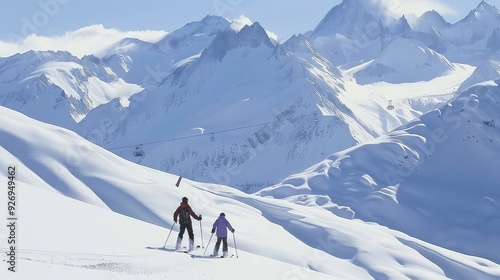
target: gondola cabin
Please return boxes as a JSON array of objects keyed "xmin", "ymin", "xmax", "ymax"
[
  {"xmin": 387, "ymin": 100, "xmax": 395, "ymax": 110},
  {"xmin": 134, "ymin": 145, "xmax": 145, "ymax": 157}
]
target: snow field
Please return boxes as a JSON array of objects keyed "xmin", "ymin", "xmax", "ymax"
[{"xmin": 2, "ymin": 106, "xmax": 500, "ymax": 279}]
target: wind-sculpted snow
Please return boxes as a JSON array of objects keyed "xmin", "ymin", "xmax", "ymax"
[{"xmin": 261, "ymin": 80, "xmax": 500, "ymax": 263}]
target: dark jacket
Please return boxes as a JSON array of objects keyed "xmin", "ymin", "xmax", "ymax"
[{"xmin": 173, "ymin": 202, "xmax": 200, "ymax": 224}]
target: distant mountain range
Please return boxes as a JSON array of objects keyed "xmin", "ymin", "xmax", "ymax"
[
  {"xmin": 1, "ymin": 0, "xmax": 499, "ymax": 191},
  {"xmin": 0, "ymin": 50, "xmax": 141, "ymax": 128}
]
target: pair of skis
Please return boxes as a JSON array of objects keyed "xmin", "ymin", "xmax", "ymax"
[
  {"xmin": 191, "ymin": 253, "xmax": 234, "ymax": 259},
  {"xmin": 171, "ymin": 245, "xmax": 200, "ymax": 254},
  {"xmin": 173, "ymin": 249, "xmax": 233, "ymax": 258}
]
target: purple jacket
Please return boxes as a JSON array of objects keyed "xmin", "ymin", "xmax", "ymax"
[{"xmin": 212, "ymin": 216, "xmax": 233, "ymax": 237}]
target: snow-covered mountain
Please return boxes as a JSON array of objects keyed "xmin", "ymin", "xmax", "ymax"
[
  {"xmin": 77, "ymin": 21, "xmax": 424, "ymax": 191},
  {"xmin": 460, "ymin": 50, "xmax": 500, "ymax": 90},
  {"xmin": 433, "ymin": 1, "xmax": 500, "ymax": 64},
  {"xmin": 1, "ymin": 105, "xmax": 500, "ymax": 279},
  {"xmin": 309, "ymin": 0, "xmax": 500, "ymax": 67},
  {"xmin": 307, "ymin": 0, "xmax": 406, "ymax": 66},
  {"xmin": 406, "ymin": 10, "xmax": 452, "ymax": 34},
  {"xmin": 1, "ymin": 0, "xmax": 491, "ymax": 193},
  {"xmin": 102, "ymin": 15, "xmax": 231, "ymax": 87},
  {"xmin": 1, "ymin": 2, "xmax": 500, "ymax": 278},
  {"xmin": 259, "ymin": 80, "xmax": 500, "ymax": 263},
  {"xmin": 100, "ymin": 37, "xmax": 156, "ymax": 79},
  {"xmin": 440, "ymin": 1, "xmax": 500, "ymax": 48},
  {"xmin": 352, "ymin": 38, "xmax": 457, "ymax": 84},
  {"xmin": 0, "ymin": 50, "xmax": 141, "ymax": 128},
  {"xmin": 75, "ymin": 11, "xmax": 480, "ymax": 191}
]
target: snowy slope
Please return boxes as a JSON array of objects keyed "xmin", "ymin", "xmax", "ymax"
[
  {"xmin": 259, "ymin": 80, "xmax": 500, "ymax": 263},
  {"xmin": 0, "ymin": 180, "xmax": 335, "ymax": 280},
  {"xmin": 352, "ymin": 38, "xmax": 457, "ymax": 84},
  {"xmin": 459, "ymin": 50, "xmax": 500, "ymax": 90},
  {"xmin": 339, "ymin": 60, "xmax": 475, "ymax": 137},
  {"xmin": 0, "ymin": 51, "xmax": 141, "ymax": 128},
  {"xmin": 1, "ymin": 106, "xmax": 500, "ymax": 279}
]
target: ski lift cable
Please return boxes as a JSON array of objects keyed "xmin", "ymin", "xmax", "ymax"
[
  {"xmin": 108, "ymin": 121, "xmax": 273, "ymax": 151},
  {"xmin": 107, "ymin": 112, "xmax": 319, "ymax": 151}
]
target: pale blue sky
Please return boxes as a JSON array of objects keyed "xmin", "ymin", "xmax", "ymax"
[
  {"xmin": 0, "ymin": 0, "xmax": 498, "ymax": 46},
  {"xmin": 0, "ymin": 0, "xmax": 500, "ymax": 40}
]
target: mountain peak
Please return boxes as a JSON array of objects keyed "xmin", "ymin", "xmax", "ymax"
[
  {"xmin": 201, "ymin": 22, "xmax": 273, "ymax": 62},
  {"xmin": 405, "ymin": 9, "xmax": 451, "ymax": 35},
  {"xmin": 238, "ymin": 22, "xmax": 273, "ymax": 47},
  {"xmin": 311, "ymin": 0, "xmax": 371, "ymax": 37},
  {"xmin": 478, "ymin": 0, "xmax": 492, "ymax": 9},
  {"xmin": 276, "ymin": 34, "xmax": 315, "ymax": 58},
  {"xmin": 477, "ymin": 0, "xmax": 500, "ymax": 13},
  {"xmin": 393, "ymin": 15, "xmax": 412, "ymax": 34},
  {"xmin": 200, "ymin": 15, "xmax": 229, "ymax": 26},
  {"xmin": 2, "ymin": 50, "xmax": 78, "ymax": 67},
  {"xmin": 153, "ymin": 15, "xmax": 230, "ymax": 53},
  {"xmin": 310, "ymin": 0, "xmax": 399, "ymax": 38},
  {"xmin": 100, "ymin": 37, "xmax": 153, "ymax": 58},
  {"xmin": 463, "ymin": 0, "xmax": 500, "ymax": 22},
  {"xmin": 164, "ymin": 15, "xmax": 230, "ymax": 40},
  {"xmin": 441, "ymin": 0, "xmax": 500, "ymax": 47},
  {"xmin": 420, "ymin": 10, "xmax": 450, "ymax": 25}
]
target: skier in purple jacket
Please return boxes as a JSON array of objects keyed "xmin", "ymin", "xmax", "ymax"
[{"xmin": 211, "ymin": 213, "xmax": 234, "ymax": 257}]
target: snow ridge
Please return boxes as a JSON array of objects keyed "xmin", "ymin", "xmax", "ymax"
[
  {"xmin": 353, "ymin": 38, "xmax": 456, "ymax": 84},
  {"xmin": 0, "ymin": 50, "xmax": 141, "ymax": 127},
  {"xmin": 260, "ymin": 80, "xmax": 500, "ymax": 263}
]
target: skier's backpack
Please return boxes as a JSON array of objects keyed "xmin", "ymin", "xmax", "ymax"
[{"xmin": 179, "ymin": 206, "xmax": 191, "ymax": 224}]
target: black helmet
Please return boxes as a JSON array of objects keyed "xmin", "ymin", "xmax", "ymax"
[
  {"xmin": 220, "ymin": 212, "xmax": 225, "ymax": 217},
  {"xmin": 182, "ymin": 197, "xmax": 188, "ymax": 203}
]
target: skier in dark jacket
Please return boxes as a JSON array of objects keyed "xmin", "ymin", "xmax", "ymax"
[
  {"xmin": 173, "ymin": 197, "xmax": 202, "ymax": 251},
  {"xmin": 211, "ymin": 212, "xmax": 234, "ymax": 257}
]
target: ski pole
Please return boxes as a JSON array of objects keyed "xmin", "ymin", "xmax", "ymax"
[
  {"xmin": 199, "ymin": 215, "xmax": 204, "ymax": 248},
  {"xmin": 232, "ymin": 231, "xmax": 239, "ymax": 258},
  {"xmin": 203, "ymin": 232, "xmax": 214, "ymax": 255},
  {"xmin": 163, "ymin": 223, "xmax": 176, "ymax": 248}
]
